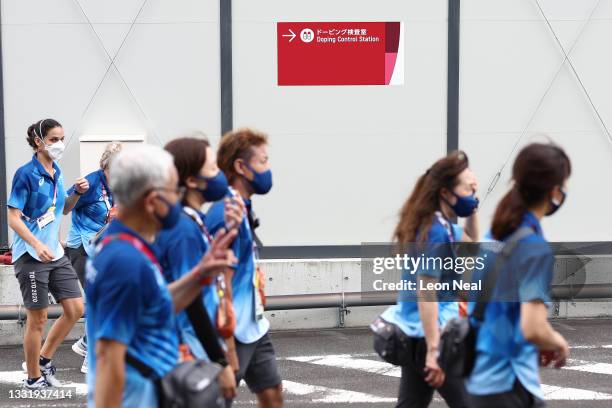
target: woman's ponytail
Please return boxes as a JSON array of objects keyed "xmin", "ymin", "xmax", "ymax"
[
  {"xmin": 491, "ymin": 143, "xmax": 571, "ymax": 240},
  {"xmin": 491, "ymin": 185, "xmax": 528, "ymax": 240},
  {"xmin": 26, "ymin": 118, "xmax": 62, "ymax": 150}
]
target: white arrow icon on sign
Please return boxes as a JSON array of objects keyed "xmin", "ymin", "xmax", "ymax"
[{"xmin": 282, "ymin": 29, "xmax": 296, "ymax": 42}]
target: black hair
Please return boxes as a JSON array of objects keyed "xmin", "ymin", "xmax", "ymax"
[
  {"xmin": 26, "ymin": 119, "xmax": 62, "ymax": 150},
  {"xmin": 491, "ymin": 143, "xmax": 571, "ymax": 240}
]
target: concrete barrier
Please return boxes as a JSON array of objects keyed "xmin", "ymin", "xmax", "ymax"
[{"xmin": 1, "ymin": 257, "xmax": 611, "ymax": 346}]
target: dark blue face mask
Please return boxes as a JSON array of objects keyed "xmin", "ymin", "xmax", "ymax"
[
  {"xmin": 246, "ymin": 164, "xmax": 273, "ymax": 195},
  {"xmin": 546, "ymin": 189, "xmax": 566, "ymax": 216},
  {"xmin": 154, "ymin": 195, "xmax": 181, "ymax": 230},
  {"xmin": 447, "ymin": 191, "xmax": 479, "ymax": 218},
  {"xmin": 196, "ymin": 171, "xmax": 229, "ymax": 202}
]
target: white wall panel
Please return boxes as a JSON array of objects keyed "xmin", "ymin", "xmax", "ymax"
[
  {"xmin": 232, "ymin": 0, "xmax": 448, "ymax": 245},
  {"xmin": 3, "ymin": 0, "xmax": 611, "ymax": 246},
  {"xmin": 2, "ymin": 0, "xmax": 220, "ymax": 240},
  {"xmin": 461, "ymin": 0, "xmax": 612, "ymax": 242}
]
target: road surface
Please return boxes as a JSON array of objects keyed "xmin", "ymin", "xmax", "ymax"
[{"xmin": 0, "ymin": 318, "xmax": 611, "ymax": 407}]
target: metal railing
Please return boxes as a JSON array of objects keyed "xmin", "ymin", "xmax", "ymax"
[{"xmin": 1, "ymin": 283, "xmax": 610, "ymax": 322}]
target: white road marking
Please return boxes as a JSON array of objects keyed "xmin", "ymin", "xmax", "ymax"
[
  {"xmin": 3, "ymin": 350, "xmax": 612, "ymax": 404},
  {"xmin": 282, "ymin": 380, "xmax": 395, "ymax": 404},
  {"xmin": 570, "ymin": 344, "xmax": 612, "ymax": 349},
  {"xmin": 0, "ymin": 370, "xmax": 87, "ymax": 396},
  {"xmin": 287, "ymin": 354, "xmax": 612, "ymax": 401},
  {"xmin": 258, "ymin": 258, "xmax": 361, "ymax": 264},
  {"xmin": 565, "ymin": 362, "xmax": 612, "ymax": 376},
  {"xmin": 541, "ymin": 385, "xmax": 612, "ymax": 400},
  {"xmin": 288, "ymin": 354, "xmax": 401, "ymax": 377}
]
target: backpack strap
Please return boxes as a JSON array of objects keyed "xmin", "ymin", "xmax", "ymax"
[
  {"xmin": 95, "ymin": 232, "xmax": 166, "ymax": 379},
  {"xmin": 183, "ymin": 206, "xmax": 212, "ymax": 242},
  {"xmin": 472, "ymin": 226, "xmax": 534, "ymax": 321},
  {"xmin": 96, "ymin": 232, "xmax": 161, "ymax": 271},
  {"xmin": 125, "ymin": 353, "xmax": 157, "ymax": 379}
]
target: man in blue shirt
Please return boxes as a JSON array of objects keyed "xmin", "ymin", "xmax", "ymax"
[
  {"xmin": 207, "ymin": 128, "xmax": 283, "ymax": 408},
  {"xmin": 8, "ymin": 119, "xmax": 88, "ymax": 390},
  {"xmin": 86, "ymin": 145, "xmax": 236, "ymax": 407}
]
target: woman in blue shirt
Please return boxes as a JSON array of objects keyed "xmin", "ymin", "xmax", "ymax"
[
  {"xmin": 379, "ymin": 151, "xmax": 479, "ymax": 408},
  {"xmin": 154, "ymin": 135, "xmax": 244, "ymax": 401},
  {"xmin": 64, "ymin": 141, "xmax": 122, "ymax": 374},
  {"xmin": 466, "ymin": 143, "xmax": 571, "ymax": 408},
  {"xmin": 7, "ymin": 119, "xmax": 88, "ymax": 390}
]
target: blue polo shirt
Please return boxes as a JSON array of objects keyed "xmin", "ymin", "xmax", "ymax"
[
  {"xmin": 380, "ymin": 213, "xmax": 460, "ymax": 337},
  {"xmin": 8, "ymin": 155, "xmax": 66, "ymax": 262},
  {"xmin": 206, "ymin": 194, "xmax": 269, "ymax": 344},
  {"xmin": 154, "ymin": 210, "xmax": 210, "ymax": 360},
  {"xmin": 85, "ymin": 220, "xmax": 178, "ymax": 407},
  {"xmin": 466, "ymin": 212, "xmax": 552, "ymax": 400},
  {"xmin": 66, "ymin": 169, "xmax": 112, "ymax": 257}
]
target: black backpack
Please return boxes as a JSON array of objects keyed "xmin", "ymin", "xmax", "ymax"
[
  {"xmin": 126, "ymin": 354, "xmax": 224, "ymax": 408},
  {"xmin": 437, "ymin": 226, "xmax": 533, "ymax": 378}
]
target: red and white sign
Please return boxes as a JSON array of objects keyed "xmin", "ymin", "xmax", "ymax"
[{"xmin": 277, "ymin": 22, "xmax": 403, "ymax": 86}]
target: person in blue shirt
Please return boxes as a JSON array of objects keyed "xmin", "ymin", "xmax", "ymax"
[
  {"xmin": 8, "ymin": 119, "xmax": 89, "ymax": 390},
  {"xmin": 378, "ymin": 151, "xmax": 479, "ymax": 408},
  {"xmin": 466, "ymin": 143, "xmax": 572, "ymax": 408},
  {"xmin": 206, "ymin": 128, "xmax": 283, "ymax": 408},
  {"xmin": 64, "ymin": 141, "xmax": 123, "ymax": 374},
  {"xmin": 154, "ymin": 135, "xmax": 245, "ymax": 401},
  {"xmin": 85, "ymin": 145, "xmax": 237, "ymax": 408}
]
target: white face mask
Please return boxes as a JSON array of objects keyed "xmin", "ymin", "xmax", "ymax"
[{"xmin": 39, "ymin": 138, "xmax": 65, "ymax": 161}]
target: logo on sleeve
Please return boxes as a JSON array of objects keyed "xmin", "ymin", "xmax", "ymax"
[{"xmin": 38, "ymin": 177, "xmax": 44, "ymax": 186}]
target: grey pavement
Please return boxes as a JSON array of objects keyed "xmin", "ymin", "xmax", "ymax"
[{"xmin": 0, "ymin": 318, "xmax": 611, "ymax": 407}]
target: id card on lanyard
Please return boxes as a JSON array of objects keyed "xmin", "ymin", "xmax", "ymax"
[
  {"xmin": 183, "ymin": 206, "xmax": 230, "ymax": 306},
  {"xmin": 99, "ymin": 171, "xmax": 114, "ymax": 223},
  {"xmin": 249, "ymin": 221, "xmax": 265, "ymax": 321},
  {"xmin": 252, "ymin": 244, "xmax": 264, "ymax": 321},
  {"xmin": 101, "ymin": 186, "xmax": 112, "ymax": 211},
  {"xmin": 183, "ymin": 207, "xmax": 212, "ymax": 244},
  {"xmin": 230, "ymin": 187, "xmax": 265, "ymax": 322},
  {"xmin": 36, "ymin": 182, "xmax": 57, "ymax": 230},
  {"xmin": 435, "ymin": 211, "xmax": 456, "ymax": 243}
]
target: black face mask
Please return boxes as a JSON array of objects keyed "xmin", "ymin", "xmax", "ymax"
[{"xmin": 546, "ymin": 189, "xmax": 567, "ymax": 216}]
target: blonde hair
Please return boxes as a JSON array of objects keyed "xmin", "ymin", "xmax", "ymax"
[
  {"xmin": 109, "ymin": 145, "xmax": 174, "ymax": 207},
  {"xmin": 100, "ymin": 142, "xmax": 123, "ymax": 170}
]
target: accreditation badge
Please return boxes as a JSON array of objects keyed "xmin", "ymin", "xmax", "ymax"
[
  {"xmin": 36, "ymin": 207, "xmax": 56, "ymax": 230},
  {"xmin": 253, "ymin": 263, "xmax": 265, "ymax": 321}
]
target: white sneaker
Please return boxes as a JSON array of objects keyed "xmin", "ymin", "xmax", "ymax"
[
  {"xmin": 23, "ymin": 377, "xmax": 66, "ymax": 400},
  {"xmin": 24, "ymin": 376, "xmax": 53, "ymax": 389},
  {"xmin": 72, "ymin": 337, "xmax": 87, "ymax": 357},
  {"xmin": 80, "ymin": 356, "xmax": 88, "ymax": 374},
  {"xmin": 40, "ymin": 362, "xmax": 62, "ymax": 387},
  {"xmin": 22, "ymin": 361, "xmax": 61, "ymax": 386}
]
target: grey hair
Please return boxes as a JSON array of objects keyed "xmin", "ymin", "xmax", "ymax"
[
  {"xmin": 109, "ymin": 144, "xmax": 175, "ymax": 207},
  {"xmin": 99, "ymin": 141, "xmax": 123, "ymax": 170}
]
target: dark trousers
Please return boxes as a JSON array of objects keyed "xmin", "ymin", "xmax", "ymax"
[
  {"xmin": 65, "ymin": 245, "xmax": 87, "ymax": 287},
  {"xmin": 468, "ymin": 379, "xmax": 545, "ymax": 408},
  {"xmin": 65, "ymin": 245, "xmax": 88, "ymax": 343},
  {"xmin": 396, "ymin": 338, "xmax": 467, "ymax": 408}
]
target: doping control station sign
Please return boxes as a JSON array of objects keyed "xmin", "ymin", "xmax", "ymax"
[{"xmin": 277, "ymin": 22, "xmax": 404, "ymax": 86}]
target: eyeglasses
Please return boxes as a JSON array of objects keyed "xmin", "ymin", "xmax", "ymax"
[
  {"xmin": 154, "ymin": 186, "xmax": 184, "ymax": 195},
  {"xmin": 144, "ymin": 186, "xmax": 184, "ymax": 198}
]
